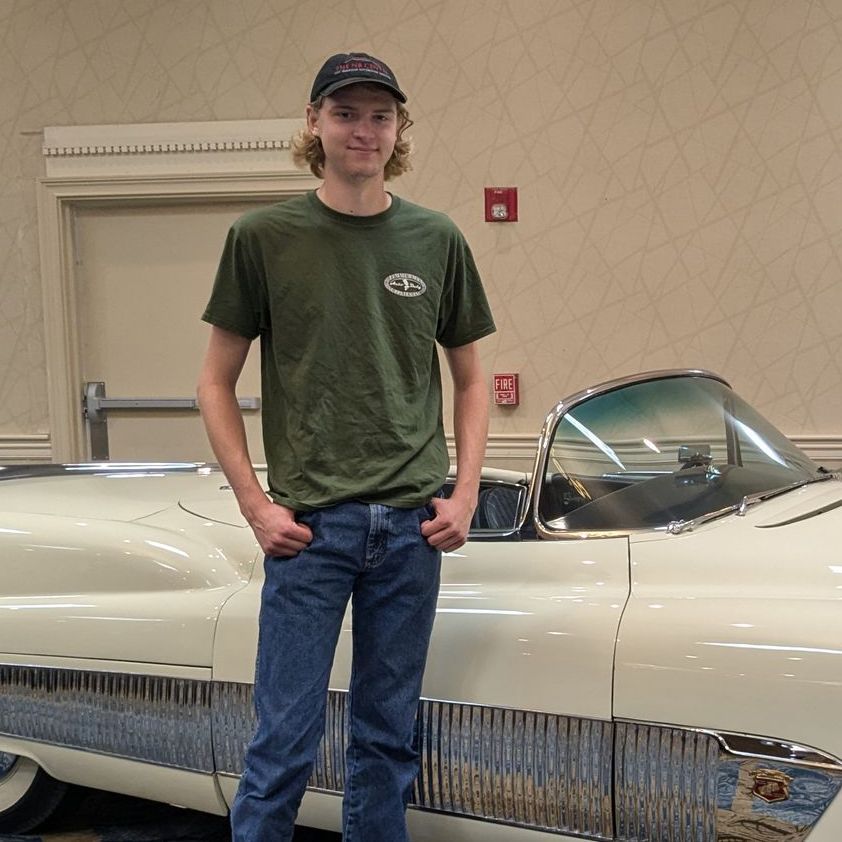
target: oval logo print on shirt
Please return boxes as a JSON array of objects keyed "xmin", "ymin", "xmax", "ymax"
[{"xmin": 384, "ymin": 273, "xmax": 427, "ymax": 298}]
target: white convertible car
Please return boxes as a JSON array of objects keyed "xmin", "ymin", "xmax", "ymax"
[{"xmin": 1, "ymin": 369, "xmax": 841, "ymax": 842}]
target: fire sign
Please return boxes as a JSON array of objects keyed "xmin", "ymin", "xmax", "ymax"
[{"xmin": 493, "ymin": 373, "xmax": 519, "ymax": 406}]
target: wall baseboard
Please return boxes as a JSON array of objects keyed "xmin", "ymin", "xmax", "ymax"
[
  {"xmin": 448, "ymin": 434, "xmax": 842, "ymax": 473},
  {"xmin": 0, "ymin": 435, "xmax": 53, "ymax": 463},
  {"xmin": 789, "ymin": 436, "xmax": 842, "ymax": 469},
  {"xmin": 0, "ymin": 433, "xmax": 53, "ymax": 463}
]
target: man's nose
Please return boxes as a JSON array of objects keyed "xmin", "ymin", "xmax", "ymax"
[{"xmin": 352, "ymin": 120, "xmax": 375, "ymax": 138}]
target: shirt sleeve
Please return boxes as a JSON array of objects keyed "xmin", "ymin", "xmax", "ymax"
[
  {"xmin": 436, "ymin": 227, "xmax": 496, "ymax": 348},
  {"xmin": 201, "ymin": 220, "xmax": 267, "ymax": 339}
]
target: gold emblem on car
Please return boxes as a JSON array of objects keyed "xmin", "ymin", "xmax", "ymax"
[{"xmin": 751, "ymin": 768, "xmax": 793, "ymax": 803}]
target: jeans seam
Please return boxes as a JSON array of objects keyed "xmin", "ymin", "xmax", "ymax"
[{"xmin": 344, "ymin": 667, "xmax": 359, "ymax": 840}]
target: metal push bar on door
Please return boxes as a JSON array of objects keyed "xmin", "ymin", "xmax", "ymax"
[{"xmin": 83, "ymin": 381, "xmax": 261, "ymax": 461}]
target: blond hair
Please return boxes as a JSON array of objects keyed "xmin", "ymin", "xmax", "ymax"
[{"xmin": 292, "ymin": 93, "xmax": 414, "ymax": 181}]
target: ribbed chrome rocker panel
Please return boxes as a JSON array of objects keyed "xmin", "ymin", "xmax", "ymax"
[
  {"xmin": 615, "ymin": 722, "xmax": 719, "ymax": 841},
  {"xmin": 213, "ymin": 683, "xmax": 614, "ymax": 838},
  {"xmin": 0, "ymin": 664, "xmax": 213, "ymax": 771},
  {"xmin": 3, "ymin": 667, "xmax": 841, "ymax": 841}
]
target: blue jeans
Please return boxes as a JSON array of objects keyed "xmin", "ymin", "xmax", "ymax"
[{"xmin": 231, "ymin": 500, "xmax": 442, "ymax": 842}]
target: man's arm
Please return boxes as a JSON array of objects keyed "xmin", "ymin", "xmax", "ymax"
[
  {"xmin": 420, "ymin": 341, "xmax": 489, "ymax": 552},
  {"xmin": 197, "ymin": 325, "xmax": 311, "ymax": 557}
]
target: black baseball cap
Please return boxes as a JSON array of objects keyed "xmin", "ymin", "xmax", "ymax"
[{"xmin": 310, "ymin": 52, "xmax": 407, "ymax": 103}]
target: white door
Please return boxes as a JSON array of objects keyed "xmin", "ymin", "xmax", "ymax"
[{"xmin": 74, "ymin": 199, "xmax": 283, "ymax": 463}]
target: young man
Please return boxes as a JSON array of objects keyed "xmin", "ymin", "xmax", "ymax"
[{"xmin": 197, "ymin": 52, "xmax": 495, "ymax": 841}]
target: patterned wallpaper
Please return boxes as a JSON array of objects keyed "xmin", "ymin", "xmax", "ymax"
[{"xmin": 2, "ymin": 0, "xmax": 842, "ymax": 445}]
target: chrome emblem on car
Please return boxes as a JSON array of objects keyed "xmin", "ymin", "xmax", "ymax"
[
  {"xmin": 751, "ymin": 768, "xmax": 793, "ymax": 803},
  {"xmin": 384, "ymin": 273, "xmax": 426, "ymax": 297}
]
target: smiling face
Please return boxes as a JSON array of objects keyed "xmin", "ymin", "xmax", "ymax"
[{"xmin": 307, "ymin": 83, "xmax": 399, "ymax": 185}]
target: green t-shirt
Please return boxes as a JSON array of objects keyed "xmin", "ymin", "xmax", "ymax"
[{"xmin": 202, "ymin": 191, "xmax": 496, "ymax": 510}]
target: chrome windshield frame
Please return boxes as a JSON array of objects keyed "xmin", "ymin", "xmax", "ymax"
[{"xmin": 520, "ymin": 369, "xmax": 730, "ymax": 541}]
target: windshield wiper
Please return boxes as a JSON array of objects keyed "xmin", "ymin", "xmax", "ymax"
[{"xmin": 667, "ymin": 474, "xmax": 837, "ymax": 535}]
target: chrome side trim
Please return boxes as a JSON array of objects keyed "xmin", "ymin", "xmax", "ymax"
[
  {"xmin": 615, "ymin": 722, "xmax": 719, "ymax": 841},
  {"xmin": 755, "ymin": 493, "xmax": 842, "ymax": 528},
  {"xmin": 212, "ymin": 683, "xmax": 615, "ymax": 838},
  {"xmin": 414, "ymin": 700, "xmax": 613, "ymax": 836},
  {"xmin": 0, "ymin": 665, "xmax": 214, "ymax": 772},
  {"xmin": 0, "ymin": 461, "xmax": 212, "ymax": 481},
  {"xmin": 523, "ymin": 369, "xmax": 727, "ymax": 540},
  {"xmin": 3, "ymin": 664, "xmax": 840, "ymax": 840},
  {"xmin": 715, "ymin": 730, "xmax": 842, "ymax": 771},
  {"xmin": 669, "ymin": 476, "xmax": 840, "ymax": 535},
  {"xmin": 615, "ymin": 722, "xmax": 842, "ymax": 842},
  {"xmin": 210, "ymin": 679, "xmax": 253, "ymax": 778}
]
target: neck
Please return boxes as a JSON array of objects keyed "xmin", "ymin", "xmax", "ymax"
[{"xmin": 316, "ymin": 177, "xmax": 391, "ymax": 216}]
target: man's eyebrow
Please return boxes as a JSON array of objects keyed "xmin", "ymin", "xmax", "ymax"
[{"xmin": 327, "ymin": 99, "xmax": 396, "ymax": 113}]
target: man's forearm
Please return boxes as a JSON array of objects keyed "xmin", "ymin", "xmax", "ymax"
[
  {"xmin": 197, "ymin": 381, "xmax": 267, "ymax": 519},
  {"xmin": 450, "ymin": 377, "xmax": 489, "ymax": 503},
  {"xmin": 444, "ymin": 342, "xmax": 490, "ymax": 503}
]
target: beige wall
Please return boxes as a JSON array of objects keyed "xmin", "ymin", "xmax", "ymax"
[{"xmin": 3, "ymin": 0, "xmax": 842, "ymax": 450}]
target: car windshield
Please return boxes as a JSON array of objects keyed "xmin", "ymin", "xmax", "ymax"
[{"xmin": 539, "ymin": 375, "xmax": 822, "ymax": 531}]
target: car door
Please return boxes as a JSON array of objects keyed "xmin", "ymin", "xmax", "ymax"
[
  {"xmin": 313, "ymin": 476, "xmax": 630, "ymax": 841},
  {"xmin": 210, "ymin": 480, "xmax": 630, "ymax": 841},
  {"xmin": 409, "ymin": 532, "xmax": 630, "ymax": 840}
]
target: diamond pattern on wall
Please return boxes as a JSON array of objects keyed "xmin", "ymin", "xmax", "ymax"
[{"xmin": 2, "ymin": 0, "xmax": 842, "ymax": 441}]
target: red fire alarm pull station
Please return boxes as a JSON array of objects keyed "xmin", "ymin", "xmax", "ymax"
[
  {"xmin": 493, "ymin": 373, "xmax": 520, "ymax": 406},
  {"xmin": 485, "ymin": 187, "xmax": 518, "ymax": 222}
]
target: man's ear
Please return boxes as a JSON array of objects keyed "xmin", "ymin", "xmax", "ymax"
[{"xmin": 306, "ymin": 104, "xmax": 319, "ymax": 135}]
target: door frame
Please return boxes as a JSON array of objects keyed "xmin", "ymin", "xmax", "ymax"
[{"xmin": 36, "ymin": 119, "xmax": 316, "ymax": 462}]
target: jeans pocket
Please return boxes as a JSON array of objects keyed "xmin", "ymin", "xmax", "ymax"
[
  {"xmin": 296, "ymin": 510, "xmax": 318, "ymax": 529},
  {"xmin": 421, "ymin": 487, "xmax": 445, "ymax": 520}
]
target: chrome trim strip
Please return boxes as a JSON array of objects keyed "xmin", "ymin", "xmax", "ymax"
[
  {"xmin": 522, "ymin": 369, "xmax": 728, "ymax": 541},
  {"xmin": 667, "ymin": 502, "xmax": 739, "ymax": 534},
  {"xmin": 733, "ymin": 476, "xmax": 837, "ymax": 521},
  {"xmin": 212, "ymin": 683, "xmax": 615, "ymax": 838},
  {"xmin": 615, "ymin": 718, "xmax": 842, "ymax": 770},
  {"xmin": 715, "ymin": 731, "xmax": 842, "ymax": 771},
  {"xmin": 0, "ymin": 665, "xmax": 214, "ymax": 772},
  {"xmin": 755, "ymin": 492, "xmax": 842, "ymax": 528},
  {"xmin": 3, "ymin": 664, "xmax": 840, "ymax": 840},
  {"xmin": 614, "ymin": 722, "xmax": 719, "ymax": 841},
  {"xmin": 615, "ymin": 721, "xmax": 842, "ymax": 842},
  {"xmin": 210, "ymin": 680, "xmax": 253, "ymax": 779},
  {"xmin": 0, "ymin": 461, "xmax": 212, "ymax": 481},
  {"xmin": 0, "ymin": 462, "xmax": 274, "ymax": 481}
]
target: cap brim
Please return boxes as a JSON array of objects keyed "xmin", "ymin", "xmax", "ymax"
[{"xmin": 319, "ymin": 78, "xmax": 407, "ymax": 103}]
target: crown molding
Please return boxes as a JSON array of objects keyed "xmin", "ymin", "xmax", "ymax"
[{"xmin": 42, "ymin": 119, "xmax": 305, "ymax": 178}]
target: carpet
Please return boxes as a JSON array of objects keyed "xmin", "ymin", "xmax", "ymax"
[{"xmin": 0, "ymin": 790, "xmax": 339, "ymax": 842}]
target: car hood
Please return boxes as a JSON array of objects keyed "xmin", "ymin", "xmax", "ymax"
[
  {"xmin": 179, "ymin": 490, "xmax": 248, "ymax": 527},
  {"xmin": 752, "ymin": 478, "xmax": 842, "ymax": 528},
  {"xmin": 0, "ymin": 465, "xmax": 241, "ymax": 522}
]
